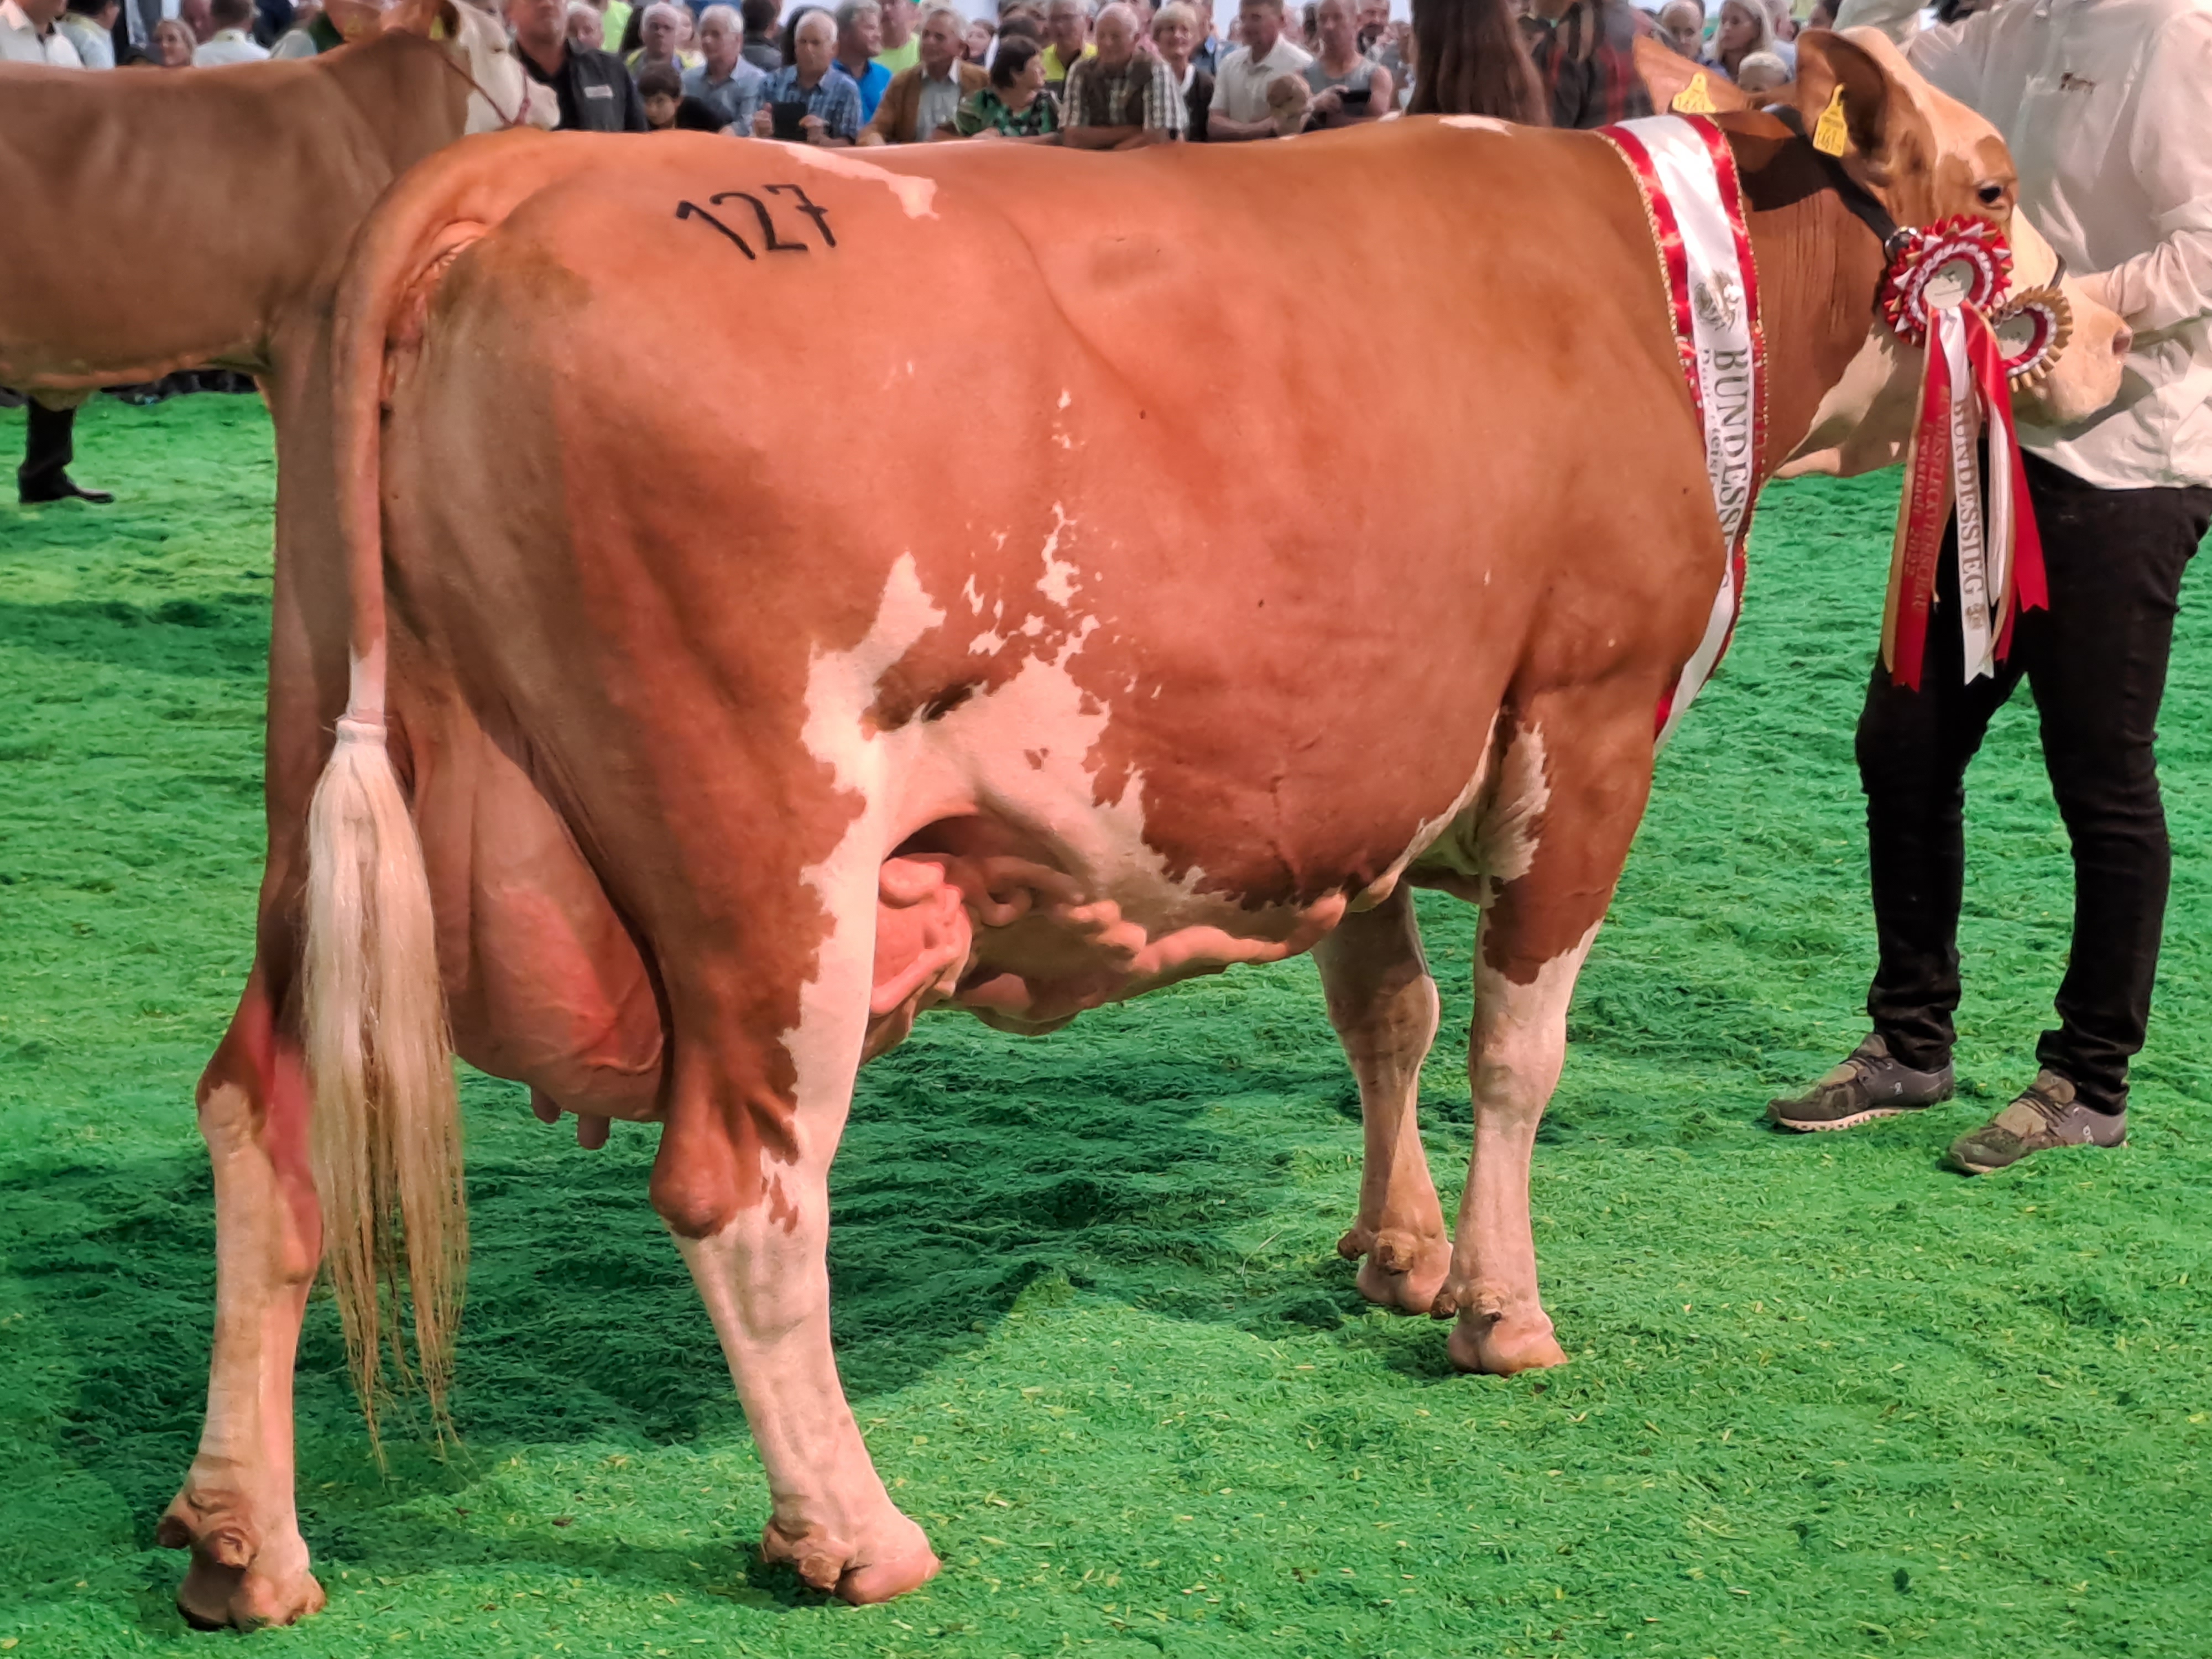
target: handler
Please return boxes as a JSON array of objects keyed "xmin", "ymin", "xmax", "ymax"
[
  {"xmin": 3, "ymin": 0, "xmax": 116, "ymax": 505},
  {"xmin": 1769, "ymin": 0, "xmax": 2212, "ymax": 1171}
]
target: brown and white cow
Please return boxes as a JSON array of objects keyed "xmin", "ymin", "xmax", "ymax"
[
  {"xmin": 0, "ymin": 0, "xmax": 552, "ymax": 398},
  {"xmin": 162, "ymin": 28, "xmax": 2126, "ymax": 1626}
]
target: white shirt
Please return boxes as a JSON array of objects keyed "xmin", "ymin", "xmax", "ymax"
[
  {"xmin": 194, "ymin": 25, "xmax": 269, "ymax": 64},
  {"xmin": 1208, "ymin": 34, "xmax": 1311, "ymax": 124},
  {"xmin": 1, "ymin": 0, "xmax": 86, "ymax": 64},
  {"xmin": 56, "ymin": 12, "xmax": 112, "ymax": 66},
  {"xmin": 1839, "ymin": 0, "xmax": 2212, "ymax": 488}
]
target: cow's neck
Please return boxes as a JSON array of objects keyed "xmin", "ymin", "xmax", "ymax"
[
  {"xmin": 322, "ymin": 33, "xmax": 474, "ymax": 187},
  {"xmin": 1729, "ymin": 129, "xmax": 1891, "ymax": 488}
]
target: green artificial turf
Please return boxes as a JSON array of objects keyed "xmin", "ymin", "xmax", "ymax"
[{"xmin": 2, "ymin": 397, "xmax": 2209, "ymax": 1658}]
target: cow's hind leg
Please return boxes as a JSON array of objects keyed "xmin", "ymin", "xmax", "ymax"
[
  {"xmin": 1442, "ymin": 695, "xmax": 1653, "ymax": 1375},
  {"xmin": 1317, "ymin": 887, "xmax": 1451, "ymax": 1313},
  {"xmin": 654, "ymin": 875, "xmax": 938, "ymax": 1605},
  {"xmin": 158, "ymin": 963, "xmax": 327, "ymax": 1629}
]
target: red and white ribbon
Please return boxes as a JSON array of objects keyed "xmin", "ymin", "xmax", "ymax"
[
  {"xmin": 1599, "ymin": 115, "xmax": 1768, "ymax": 747},
  {"xmin": 1879, "ymin": 220, "xmax": 2048, "ymax": 689}
]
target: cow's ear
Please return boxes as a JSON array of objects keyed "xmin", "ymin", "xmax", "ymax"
[
  {"xmin": 1634, "ymin": 36, "xmax": 1750, "ymax": 116},
  {"xmin": 1790, "ymin": 28, "xmax": 1923, "ymax": 183},
  {"xmin": 324, "ymin": 0, "xmax": 389, "ymax": 39},
  {"xmin": 384, "ymin": 0, "xmax": 454, "ymax": 36}
]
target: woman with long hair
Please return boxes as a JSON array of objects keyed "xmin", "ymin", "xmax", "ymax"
[
  {"xmin": 1406, "ymin": 0, "xmax": 1547, "ymax": 124},
  {"xmin": 1699, "ymin": 0, "xmax": 1774, "ymax": 82}
]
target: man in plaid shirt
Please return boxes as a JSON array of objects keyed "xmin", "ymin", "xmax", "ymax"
[
  {"xmin": 1063, "ymin": 2, "xmax": 1186, "ymax": 148},
  {"xmin": 1523, "ymin": 0, "xmax": 1652, "ymax": 129},
  {"xmin": 750, "ymin": 8, "xmax": 864, "ymax": 143}
]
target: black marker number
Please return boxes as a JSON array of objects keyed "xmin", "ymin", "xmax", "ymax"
[{"xmin": 674, "ymin": 200, "xmax": 756, "ymax": 259}]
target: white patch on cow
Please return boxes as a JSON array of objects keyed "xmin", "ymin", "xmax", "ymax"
[
  {"xmin": 1407, "ymin": 722, "xmax": 1550, "ymax": 906},
  {"xmin": 1441, "ymin": 116, "xmax": 1515, "ymax": 136},
  {"xmin": 1352, "ymin": 716, "xmax": 1500, "ymax": 911},
  {"xmin": 1057, "ymin": 389, "xmax": 1072, "ymax": 410},
  {"xmin": 776, "ymin": 145, "xmax": 939, "ymax": 218},
  {"xmin": 966, "ymin": 630, "xmax": 1008, "ymax": 655},
  {"xmin": 788, "ymin": 554, "xmax": 946, "ymax": 1130},
  {"xmin": 1037, "ymin": 505, "xmax": 1080, "ymax": 606}
]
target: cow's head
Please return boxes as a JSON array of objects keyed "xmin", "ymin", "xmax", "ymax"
[
  {"xmin": 328, "ymin": 0, "xmax": 561, "ymax": 132},
  {"xmin": 1777, "ymin": 28, "xmax": 2128, "ymax": 477}
]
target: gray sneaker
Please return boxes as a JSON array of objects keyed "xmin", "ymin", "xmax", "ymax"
[
  {"xmin": 1945, "ymin": 1070, "xmax": 2126, "ymax": 1175},
  {"xmin": 1767, "ymin": 1032, "xmax": 1955, "ymax": 1132}
]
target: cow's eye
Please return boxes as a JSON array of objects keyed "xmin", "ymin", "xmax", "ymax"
[{"xmin": 1977, "ymin": 182, "xmax": 2008, "ymax": 207}]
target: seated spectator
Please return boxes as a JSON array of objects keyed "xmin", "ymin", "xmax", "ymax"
[
  {"xmin": 510, "ymin": 0, "xmax": 648, "ymax": 129},
  {"xmin": 599, "ymin": 0, "xmax": 629, "ymax": 51},
  {"xmin": 57, "ymin": 0, "xmax": 116, "ymax": 67},
  {"xmin": 1655, "ymin": 0, "xmax": 1703, "ymax": 58},
  {"xmin": 860, "ymin": 5, "xmax": 982, "ymax": 141},
  {"xmin": 1699, "ymin": 0, "xmax": 1772, "ymax": 82},
  {"xmin": 686, "ymin": 3, "xmax": 769, "ymax": 127},
  {"xmin": 1192, "ymin": 1, "xmax": 1221, "ymax": 72},
  {"xmin": 1732, "ymin": 47, "xmax": 1788, "ymax": 94},
  {"xmin": 1301, "ymin": 0, "xmax": 1391, "ymax": 124},
  {"xmin": 194, "ymin": 0, "xmax": 268, "ymax": 62},
  {"xmin": 568, "ymin": 2, "xmax": 606, "ymax": 51},
  {"xmin": 1355, "ymin": 0, "xmax": 1385, "ymax": 52},
  {"xmin": 962, "ymin": 14, "xmax": 992, "ymax": 61},
  {"xmin": 997, "ymin": 8, "xmax": 1042, "ymax": 46},
  {"xmin": 876, "ymin": 0, "xmax": 918, "ymax": 70},
  {"xmin": 752, "ymin": 6, "xmax": 862, "ymax": 142},
  {"xmin": 1150, "ymin": 1, "xmax": 1210, "ymax": 139},
  {"xmin": 628, "ymin": 1, "xmax": 698, "ymax": 76},
  {"xmin": 1208, "ymin": 0, "xmax": 1310, "ymax": 140},
  {"xmin": 1408, "ymin": 0, "xmax": 1544, "ymax": 121},
  {"xmin": 1758, "ymin": 0, "xmax": 1797, "ymax": 69},
  {"xmin": 833, "ymin": 0, "xmax": 890, "ymax": 122},
  {"xmin": 150, "ymin": 14, "xmax": 196, "ymax": 61},
  {"xmin": 952, "ymin": 31, "xmax": 1060, "ymax": 138},
  {"xmin": 638, "ymin": 59, "xmax": 685, "ymax": 123},
  {"xmin": 740, "ymin": 0, "xmax": 781, "ymax": 67},
  {"xmin": 1040, "ymin": 0, "xmax": 1091, "ymax": 91},
  {"xmin": 1062, "ymin": 1, "xmax": 1182, "ymax": 146}
]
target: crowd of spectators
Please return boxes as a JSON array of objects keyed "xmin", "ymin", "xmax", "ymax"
[{"xmin": 3, "ymin": 0, "xmax": 1848, "ymax": 144}]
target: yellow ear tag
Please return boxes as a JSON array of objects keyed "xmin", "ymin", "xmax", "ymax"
[
  {"xmin": 1813, "ymin": 85, "xmax": 1850, "ymax": 155},
  {"xmin": 1672, "ymin": 71, "xmax": 1717, "ymax": 115}
]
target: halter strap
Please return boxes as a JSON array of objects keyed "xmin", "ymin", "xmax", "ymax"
[
  {"xmin": 1767, "ymin": 104, "xmax": 1909, "ymax": 261},
  {"xmin": 429, "ymin": 35, "xmax": 526, "ymax": 131}
]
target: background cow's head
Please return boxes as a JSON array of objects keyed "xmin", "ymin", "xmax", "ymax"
[
  {"xmin": 327, "ymin": 0, "xmax": 561, "ymax": 133},
  {"xmin": 1776, "ymin": 28, "xmax": 2129, "ymax": 477}
]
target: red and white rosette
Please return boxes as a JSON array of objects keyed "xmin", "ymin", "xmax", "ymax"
[{"xmin": 1877, "ymin": 216, "xmax": 2051, "ymax": 690}]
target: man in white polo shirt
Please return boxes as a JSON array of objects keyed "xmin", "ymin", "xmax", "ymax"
[
  {"xmin": 1207, "ymin": 0, "xmax": 1310, "ymax": 139},
  {"xmin": 3, "ymin": 0, "xmax": 118, "ymax": 505},
  {"xmin": 1773, "ymin": 0, "xmax": 2212, "ymax": 1172},
  {"xmin": 193, "ymin": 0, "xmax": 268, "ymax": 61}
]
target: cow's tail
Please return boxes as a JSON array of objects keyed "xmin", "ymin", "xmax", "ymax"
[{"xmin": 302, "ymin": 139, "xmax": 548, "ymax": 1445}]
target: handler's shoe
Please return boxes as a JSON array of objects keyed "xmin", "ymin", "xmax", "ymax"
[
  {"xmin": 1945, "ymin": 1070, "xmax": 2126, "ymax": 1175},
  {"xmin": 1767, "ymin": 1032, "xmax": 1954, "ymax": 1132}
]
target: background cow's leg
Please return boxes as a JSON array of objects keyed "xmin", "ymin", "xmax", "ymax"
[
  {"xmin": 158, "ymin": 961, "xmax": 327, "ymax": 1629},
  {"xmin": 654, "ymin": 875, "xmax": 938, "ymax": 1606},
  {"xmin": 1442, "ymin": 695, "xmax": 1655, "ymax": 1376},
  {"xmin": 1316, "ymin": 887, "xmax": 1451, "ymax": 1314}
]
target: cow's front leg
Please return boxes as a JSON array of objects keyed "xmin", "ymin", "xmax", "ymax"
[
  {"xmin": 1316, "ymin": 886, "xmax": 1451, "ymax": 1314},
  {"xmin": 654, "ymin": 893, "xmax": 937, "ymax": 1605},
  {"xmin": 159, "ymin": 964, "xmax": 327, "ymax": 1629},
  {"xmin": 1441, "ymin": 700, "xmax": 1652, "ymax": 1375}
]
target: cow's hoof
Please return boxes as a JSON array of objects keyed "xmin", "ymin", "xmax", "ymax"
[
  {"xmin": 158, "ymin": 1498, "xmax": 325, "ymax": 1630},
  {"xmin": 1447, "ymin": 1314, "xmax": 1569, "ymax": 1376},
  {"xmin": 761, "ymin": 1512, "xmax": 939, "ymax": 1605},
  {"xmin": 1338, "ymin": 1225, "xmax": 1451, "ymax": 1315}
]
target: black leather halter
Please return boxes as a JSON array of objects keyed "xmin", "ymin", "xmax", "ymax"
[{"xmin": 1768, "ymin": 105, "xmax": 1911, "ymax": 260}]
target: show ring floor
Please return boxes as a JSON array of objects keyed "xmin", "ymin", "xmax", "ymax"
[{"xmin": 3, "ymin": 397, "xmax": 2209, "ymax": 1658}]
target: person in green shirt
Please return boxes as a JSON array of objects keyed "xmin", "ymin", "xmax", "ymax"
[
  {"xmin": 600, "ymin": 0, "xmax": 630, "ymax": 51},
  {"xmin": 952, "ymin": 33, "xmax": 1061, "ymax": 138},
  {"xmin": 876, "ymin": 0, "xmax": 921, "ymax": 70}
]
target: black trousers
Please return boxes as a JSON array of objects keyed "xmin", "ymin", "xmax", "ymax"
[
  {"xmin": 1856, "ymin": 453, "xmax": 2212, "ymax": 1113},
  {"xmin": 18, "ymin": 400, "xmax": 76, "ymax": 498}
]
